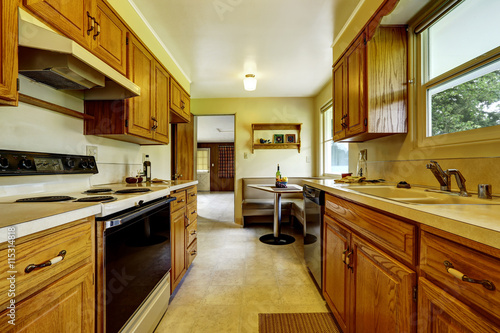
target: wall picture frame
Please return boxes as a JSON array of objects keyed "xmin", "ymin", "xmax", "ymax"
[
  {"xmin": 273, "ymin": 134, "xmax": 284, "ymax": 143},
  {"xmin": 285, "ymin": 134, "xmax": 296, "ymax": 143}
]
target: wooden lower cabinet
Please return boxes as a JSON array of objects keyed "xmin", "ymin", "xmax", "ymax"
[
  {"xmin": 0, "ymin": 218, "xmax": 95, "ymax": 332},
  {"xmin": 170, "ymin": 185, "xmax": 198, "ymax": 292},
  {"xmin": 323, "ymin": 213, "xmax": 416, "ymax": 333},
  {"xmin": 323, "ymin": 192, "xmax": 500, "ymax": 333},
  {"xmin": 171, "ymin": 207, "xmax": 186, "ymax": 291},
  {"xmin": 418, "ymin": 278, "xmax": 499, "ymax": 333}
]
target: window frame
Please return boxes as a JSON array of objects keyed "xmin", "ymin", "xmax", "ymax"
[
  {"xmin": 321, "ymin": 100, "xmax": 348, "ymax": 177},
  {"xmin": 415, "ymin": 0, "xmax": 500, "ymax": 148}
]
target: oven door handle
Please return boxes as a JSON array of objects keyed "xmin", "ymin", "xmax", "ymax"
[{"xmin": 105, "ymin": 197, "xmax": 176, "ymax": 229}]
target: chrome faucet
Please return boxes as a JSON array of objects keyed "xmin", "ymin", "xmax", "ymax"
[{"xmin": 426, "ymin": 161, "xmax": 470, "ymax": 197}]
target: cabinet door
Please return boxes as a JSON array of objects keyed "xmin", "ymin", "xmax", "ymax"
[
  {"xmin": 181, "ymin": 91, "xmax": 191, "ymax": 121},
  {"xmin": 171, "ymin": 208, "xmax": 186, "ymax": 291},
  {"xmin": 418, "ymin": 278, "xmax": 500, "ymax": 333},
  {"xmin": 351, "ymin": 235, "xmax": 416, "ymax": 333},
  {"xmin": 127, "ymin": 34, "xmax": 154, "ymax": 140},
  {"xmin": 23, "ymin": 0, "xmax": 93, "ymax": 47},
  {"xmin": 332, "ymin": 60, "xmax": 346, "ymax": 141},
  {"xmin": 0, "ymin": 0, "xmax": 18, "ymax": 106},
  {"xmin": 92, "ymin": 0, "xmax": 127, "ymax": 75},
  {"xmin": 0, "ymin": 264, "xmax": 94, "ymax": 332},
  {"xmin": 345, "ymin": 33, "xmax": 366, "ymax": 138},
  {"xmin": 153, "ymin": 63, "xmax": 170, "ymax": 144},
  {"xmin": 323, "ymin": 215, "xmax": 351, "ymax": 333},
  {"xmin": 170, "ymin": 79, "xmax": 182, "ymax": 114}
]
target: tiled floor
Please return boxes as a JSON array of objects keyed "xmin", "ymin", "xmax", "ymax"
[{"xmin": 154, "ymin": 191, "xmax": 329, "ymax": 333}]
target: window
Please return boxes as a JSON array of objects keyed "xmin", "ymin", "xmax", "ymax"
[
  {"xmin": 322, "ymin": 103, "xmax": 348, "ymax": 175},
  {"xmin": 418, "ymin": 0, "xmax": 500, "ymax": 144},
  {"xmin": 196, "ymin": 148, "xmax": 209, "ymax": 173}
]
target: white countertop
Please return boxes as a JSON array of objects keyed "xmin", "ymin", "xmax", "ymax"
[
  {"xmin": 0, "ymin": 180, "xmax": 198, "ymax": 241},
  {"xmin": 303, "ymin": 179, "xmax": 500, "ymax": 250}
]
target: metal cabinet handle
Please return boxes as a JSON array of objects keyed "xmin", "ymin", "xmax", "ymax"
[
  {"xmin": 181, "ymin": 100, "xmax": 185, "ymax": 110},
  {"xmin": 177, "ymin": 199, "xmax": 185, "ymax": 203},
  {"xmin": 190, "ymin": 250, "xmax": 197, "ymax": 256},
  {"xmin": 25, "ymin": 250, "xmax": 67, "ymax": 273},
  {"xmin": 87, "ymin": 12, "xmax": 94, "ymax": 35},
  {"xmin": 190, "ymin": 230, "xmax": 197, "ymax": 236},
  {"xmin": 444, "ymin": 261, "xmax": 495, "ymax": 291},
  {"xmin": 191, "ymin": 210, "xmax": 196, "ymax": 214},
  {"xmin": 93, "ymin": 21, "xmax": 100, "ymax": 40},
  {"xmin": 190, "ymin": 193, "xmax": 196, "ymax": 197},
  {"xmin": 151, "ymin": 117, "xmax": 158, "ymax": 131}
]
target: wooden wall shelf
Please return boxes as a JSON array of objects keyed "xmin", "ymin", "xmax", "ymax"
[{"xmin": 251, "ymin": 123, "xmax": 302, "ymax": 153}]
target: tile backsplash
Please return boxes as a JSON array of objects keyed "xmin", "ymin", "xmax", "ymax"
[{"xmin": 368, "ymin": 157, "xmax": 500, "ymax": 195}]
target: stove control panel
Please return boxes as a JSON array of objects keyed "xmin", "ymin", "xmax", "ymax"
[{"xmin": 0, "ymin": 150, "xmax": 98, "ymax": 176}]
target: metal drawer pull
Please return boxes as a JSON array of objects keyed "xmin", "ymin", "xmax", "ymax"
[
  {"xmin": 25, "ymin": 250, "xmax": 67, "ymax": 273},
  {"xmin": 177, "ymin": 199, "xmax": 185, "ymax": 203},
  {"xmin": 191, "ymin": 210, "xmax": 196, "ymax": 214},
  {"xmin": 444, "ymin": 261, "xmax": 495, "ymax": 291},
  {"xmin": 190, "ymin": 250, "xmax": 197, "ymax": 256},
  {"xmin": 190, "ymin": 193, "xmax": 196, "ymax": 197},
  {"xmin": 190, "ymin": 230, "xmax": 197, "ymax": 235}
]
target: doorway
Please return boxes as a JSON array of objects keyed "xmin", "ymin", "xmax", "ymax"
[{"xmin": 196, "ymin": 115, "xmax": 235, "ymax": 192}]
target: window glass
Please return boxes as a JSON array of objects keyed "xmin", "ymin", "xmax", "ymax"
[
  {"xmin": 427, "ymin": 0, "xmax": 500, "ymax": 81},
  {"xmin": 196, "ymin": 149, "xmax": 209, "ymax": 172},
  {"xmin": 323, "ymin": 105, "xmax": 348, "ymax": 174},
  {"xmin": 427, "ymin": 60, "xmax": 500, "ymax": 136}
]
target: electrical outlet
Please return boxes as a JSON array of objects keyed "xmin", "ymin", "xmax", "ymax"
[{"xmin": 86, "ymin": 145, "xmax": 98, "ymax": 160}]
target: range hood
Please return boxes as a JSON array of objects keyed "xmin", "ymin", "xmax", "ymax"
[{"xmin": 18, "ymin": 9, "xmax": 140, "ymax": 100}]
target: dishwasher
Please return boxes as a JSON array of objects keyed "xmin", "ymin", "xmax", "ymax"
[{"xmin": 303, "ymin": 185, "xmax": 325, "ymax": 291}]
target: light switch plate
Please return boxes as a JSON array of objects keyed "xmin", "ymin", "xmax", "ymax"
[{"xmin": 86, "ymin": 145, "xmax": 98, "ymax": 160}]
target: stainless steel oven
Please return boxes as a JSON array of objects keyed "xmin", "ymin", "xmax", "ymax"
[{"xmin": 96, "ymin": 196, "xmax": 176, "ymax": 333}]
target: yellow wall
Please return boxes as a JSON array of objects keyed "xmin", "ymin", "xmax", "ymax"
[
  {"xmin": 191, "ymin": 97, "xmax": 315, "ymax": 225},
  {"xmin": 107, "ymin": 0, "xmax": 190, "ymax": 93}
]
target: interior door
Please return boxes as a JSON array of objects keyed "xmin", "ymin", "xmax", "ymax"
[{"xmin": 171, "ymin": 114, "xmax": 195, "ymax": 180}]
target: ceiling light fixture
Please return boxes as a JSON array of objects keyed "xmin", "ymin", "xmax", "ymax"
[{"xmin": 243, "ymin": 74, "xmax": 257, "ymax": 91}]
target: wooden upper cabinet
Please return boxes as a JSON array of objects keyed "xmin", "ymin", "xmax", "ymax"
[
  {"xmin": 23, "ymin": 0, "xmax": 128, "ymax": 75},
  {"xmin": 92, "ymin": 0, "xmax": 128, "ymax": 75},
  {"xmin": 127, "ymin": 33, "xmax": 154, "ymax": 140},
  {"xmin": 23, "ymin": 0, "xmax": 93, "ymax": 48},
  {"xmin": 333, "ymin": 26, "xmax": 407, "ymax": 142},
  {"xmin": 332, "ymin": 61, "xmax": 346, "ymax": 141},
  {"xmin": 153, "ymin": 62, "xmax": 170, "ymax": 144},
  {"xmin": 0, "ymin": 0, "xmax": 18, "ymax": 106},
  {"xmin": 170, "ymin": 78, "xmax": 191, "ymax": 123}
]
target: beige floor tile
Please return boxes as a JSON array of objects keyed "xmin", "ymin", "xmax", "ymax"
[
  {"xmin": 202, "ymin": 285, "xmax": 244, "ymax": 305},
  {"xmin": 154, "ymin": 192, "xmax": 329, "ymax": 333}
]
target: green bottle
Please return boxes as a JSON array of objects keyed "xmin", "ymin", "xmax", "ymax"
[{"xmin": 276, "ymin": 164, "xmax": 281, "ymax": 181}]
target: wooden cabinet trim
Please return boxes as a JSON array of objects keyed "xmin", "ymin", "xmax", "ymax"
[{"xmin": 0, "ymin": 0, "xmax": 19, "ymax": 105}]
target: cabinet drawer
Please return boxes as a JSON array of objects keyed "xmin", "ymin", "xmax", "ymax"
[
  {"xmin": 186, "ymin": 201, "xmax": 197, "ymax": 226},
  {"xmin": 0, "ymin": 220, "xmax": 92, "ymax": 307},
  {"xmin": 171, "ymin": 191, "xmax": 186, "ymax": 212},
  {"xmin": 186, "ymin": 186, "xmax": 197, "ymax": 204},
  {"xmin": 420, "ymin": 230, "xmax": 500, "ymax": 320},
  {"xmin": 186, "ymin": 220, "xmax": 197, "ymax": 246},
  {"xmin": 186, "ymin": 239, "xmax": 197, "ymax": 268},
  {"xmin": 325, "ymin": 193, "xmax": 416, "ymax": 266}
]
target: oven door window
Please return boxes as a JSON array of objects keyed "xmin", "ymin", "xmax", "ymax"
[{"xmin": 104, "ymin": 205, "xmax": 171, "ymax": 333}]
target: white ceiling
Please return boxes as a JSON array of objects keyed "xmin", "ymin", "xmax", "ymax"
[
  {"xmin": 197, "ymin": 115, "xmax": 235, "ymax": 142},
  {"xmin": 129, "ymin": 0, "xmax": 356, "ymax": 98},
  {"xmin": 129, "ymin": 0, "xmax": 430, "ymax": 99}
]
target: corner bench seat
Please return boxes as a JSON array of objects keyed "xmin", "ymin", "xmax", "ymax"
[{"xmin": 242, "ymin": 177, "xmax": 317, "ymax": 226}]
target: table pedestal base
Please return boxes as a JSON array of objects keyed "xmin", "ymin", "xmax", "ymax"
[{"xmin": 259, "ymin": 233, "xmax": 295, "ymax": 245}]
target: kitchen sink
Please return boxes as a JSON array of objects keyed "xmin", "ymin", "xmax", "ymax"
[{"xmin": 347, "ymin": 185, "xmax": 500, "ymax": 205}]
